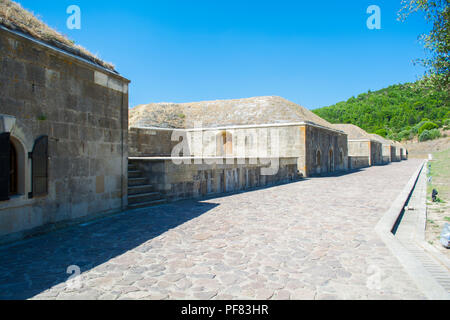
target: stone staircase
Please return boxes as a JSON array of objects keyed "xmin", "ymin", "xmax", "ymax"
[{"xmin": 128, "ymin": 162, "xmax": 166, "ymax": 209}]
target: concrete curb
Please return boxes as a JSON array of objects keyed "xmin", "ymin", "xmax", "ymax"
[{"xmin": 375, "ymin": 160, "xmax": 450, "ymax": 300}]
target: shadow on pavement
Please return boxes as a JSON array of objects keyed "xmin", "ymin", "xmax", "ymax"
[{"xmin": 0, "ymin": 201, "xmax": 218, "ymax": 300}]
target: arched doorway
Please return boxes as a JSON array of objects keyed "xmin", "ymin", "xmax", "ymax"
[
  {"xmin": 328, "ymin": 149, "xmax": 335, "ymax": 173},
  {"xmin": 10, "ymin": 136, "xmax": 27, "ymax": 196},
  {"xmin": 9, "ymin": 142, "xmax": 17, "ymax": 196},
  {"xmin": 315, "ymin": 149, "xmax": 322, "ymax": 174},
  {"xmin": 216, "ymin": 131, "xmax": 233, "ymax": 157},
  {"xmin": 1, "ymin": 134, "xmax": 26, "ymax": 200}
]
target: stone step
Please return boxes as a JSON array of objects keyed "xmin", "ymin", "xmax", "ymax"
[
  {"xmin": 128, "ymin": 184, "xmax": 154, "ymax": 195},
  {"xmin": 128, "ymin": 192, "xmax": 163, "ymax": 205},
  {"xmin": 128, "ymin": 177, "xmax": 148, "ymax": 187},
  {"xmin": 128, "ymin": 199, "xmax": 167, "ymax": 209},
  {"xmin": 128, "ymin": 170, "xmax": 143, "ymax": 179}
]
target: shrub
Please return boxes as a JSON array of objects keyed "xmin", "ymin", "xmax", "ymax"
[
  {"xmin": 398, "ymin": 129, "xmax": 413, "ymax": 141},
  {"xmin": 412, "ymin": 120, "xmax": 428, "ymax": 134},
  {"xmin": 444, "ymin": 119, "xmax": 450, "ymax": 129},
  {"xmin": 418, "ymin": 121, "xmax": 438, "ymax": 135},
  {"xmin": 419, "ymin": 130, "xmax": 432, "ymax": 141},
  {"xmin": 419, "ymin": 129, "xmax": 441, "ymax": 142},
  {"xmin": 375, "ymin": 128, "xmax": 387, "ymax": 137},
  {"xmin": 429, "ymin": 128, "xmax": 442, "ymax": 139}
]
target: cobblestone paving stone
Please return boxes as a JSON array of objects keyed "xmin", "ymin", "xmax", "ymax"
[{"xmin": 0, "ymin": 160, "xmax": 427, "ymax": 300}]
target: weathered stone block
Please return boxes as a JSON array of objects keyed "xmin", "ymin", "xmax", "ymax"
[{"xmin": 96, "ymin": 176, "xmax": 105, "ymax": 194}]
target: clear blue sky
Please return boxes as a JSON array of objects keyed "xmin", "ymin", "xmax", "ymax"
[{"xmin": 18, "ymin": 0, "xmax": 430, "ymax": 109}]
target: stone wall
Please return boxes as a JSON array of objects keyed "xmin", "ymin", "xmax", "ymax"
[
  {"xmin": 186, "ymin": 126, "xmax": 304, "ymax": 159},
  {"xmin": 370, "ymin": 141, "xmax": 383, "ymax": 165},
  {"xmin": 129, "ymin": 124, "xmax": 346, "ymax": 178},
  {"xmin": 391, "ymin": 146, "xmax": 398, "ymax": 162},
  {"xmin": 395, "ymin": 147, "xmax": 404, "ymax": 162},
  {"xmin": 129, "ymin": 125, "xmax": 304, "ymax": 160},
  {"xmin": 348, "ymin": 140, "xmax": 370, "ymax": 157},
  {"xmin": 0, "ymin": 28, "xmax": 129, "ymax": 242},
  {"xmin": 402, "ymin": 148, "xmax": 408, "ymax": 160},
  {"xmin": 348, "ymin": 156, "xmax": 370, "ymax": 170},
  {"xmin": 128, "ymin": 127, "xmax": 178, "ymax": 157},
  {"xmin": 346, "ymin": 140, "xmax": 383, "ymax": 167},
  {"xmin": 132, "ymin": 157, "xmax": 300, "ymax": 202},
  {"xmin": 382, "ymin": 145, "xmax": 392, "ymax": 164},
  {"xmin": 304, "ymin": 125, "xmax": 348, "ymax": 176}
]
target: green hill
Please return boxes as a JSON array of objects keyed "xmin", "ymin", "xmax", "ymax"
[{"xmin": 313, "ymin": 82, "xmax": 450, "ymax": 141}]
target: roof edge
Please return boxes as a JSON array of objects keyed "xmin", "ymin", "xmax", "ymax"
[
  {"xmin": 130, "ymin": 121, "xmax": 347, "ymax": 135},
  {"xmin": 0, "ymin": 25, "xmax": 129, "ymax": 81}
]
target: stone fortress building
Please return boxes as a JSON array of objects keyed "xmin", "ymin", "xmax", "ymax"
[
  {"xmin": 0, "ymin": 1, "xmax": 129, "ymax": 242},
  {"xmin": 127, "ymin": 96, "xmax": 349, "ymax": 204},
  {"xmin": 369, "ymin": 134, "xmax": 400, "ymax": 163},
  {"xmin": 394, "ymin": 141, "xmax": 408, "ymax": 160},
  {"xmin": 331, "ymin": 124, "xmax": 383, "ymax": 169},
  {"xmin": 0, "ymin": 0, "xmax": 407, "ymax": 243}
]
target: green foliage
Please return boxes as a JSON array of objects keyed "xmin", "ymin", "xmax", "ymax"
[
  {"xmin": 375, "ymin": 129, "xmax": 388, "ymax": 137},
  {"xmin": 444, "ymin": 118, "xmax": 450, "ymax": 129},
  {"xmin": 419, "ymin": 128, "xmax": 441, "ymax": 141},
  {"xmin": 430, "ymin": 128, "xmax": 442, "ymax": 139},
  {"xmin": 398, "ymin": 129, "xmax": 413, "ymax": 140},
  {"xmin": 313, "ymin": 82, "xmax": 449, "ymax": 141},
  {"xmin": 399, "ymin": 0, "xmax": 449, "ymax": 90},
  {"xmin": 418, "ymin": 121, "xmax": 438, "ymax": 135},
  {"xmin": 419, "ymin": 130, "xmax": 432, "ymax": 141},
  {"xmin": 412, "ymin": 121, "xmax": 425, "ymax": 134}
]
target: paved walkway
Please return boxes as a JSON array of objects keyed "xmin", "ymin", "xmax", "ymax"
[{"xmin": 0, "ymin": 160, "xmax": 427, "ymax": 300}]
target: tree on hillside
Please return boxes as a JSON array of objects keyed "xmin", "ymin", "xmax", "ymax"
[
  {"xmin": 398, "ymin": 0, "xmax": 449, "ymax": 91},
  {"xmin": 313, "ymin": 82, "xmax": 449, "ymax": 141}
]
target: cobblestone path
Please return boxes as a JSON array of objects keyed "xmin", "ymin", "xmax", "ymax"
[{"xmin": 0, "ymin": 160, "xmax": 426, "ymax": 300}]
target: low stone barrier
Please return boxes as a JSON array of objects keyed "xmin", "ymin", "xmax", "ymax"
[
  {"xmin": 348, "ymin": 156, "xmax": 370, "ymax": 170},
  {"xmin": 130, "ymin": 157, "xmax": 300, "ymax": 202}
]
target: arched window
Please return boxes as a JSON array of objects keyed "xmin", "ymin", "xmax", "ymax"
[
  {"xmin": 0, "ymin": 133, "xmax": 27, "ymax": 200},
  {"xmin": 316, "ymin": 150, "xmax": 321, "ymax": 166},
  {"xmin": 339, "ymin": 149, "xmax": 344, "ymax": 165}
]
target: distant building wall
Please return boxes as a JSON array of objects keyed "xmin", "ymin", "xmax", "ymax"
[
  {"xmin": 186, "ymin": 125, "xmax": 304, "ymax": 159},
  {"xmin": 348, "ymin": 140, "xmax": 370, "ymax": 157},
  {"xmin": 129, "ymin": 123, "xmax": 348, "ymax": 178},
  {"xmin": 348, "ymin": 156, "xmax": 370, "ymax": 170},
  {"xmin": 129, "ymin": 127, "xmax": 178, "ymax": 157},
  {"xmin": 391, "ymin": 146, "xmax": 398, "ymax": 162},
  {"xmin": 305, "ymin": 125, "xmax": 348, "ymax": 176},
  {"xmin": 382, "ymin": 145, "xmax": 392, "ymax": 164},
  {"xmin": 346, "ymin": 140, "xmax": 383, "ymax": 168},
  {"xmin": 370, "ymin": 141, "xmax": 383, "ymax": 165},
  {"xmin": 0, "ymin": 28, "xmax": 129, "ymax": 242},
  {"xmin": 129, "ymin": 125, "xmax": 304, "ymax": 160},
  {"xmin": 401, "ymin": 148, "xmax": 408, "ymax": 160},
  {"xmin": 394, "ymin": 146, "xmax": 404, "ymax": 161}
]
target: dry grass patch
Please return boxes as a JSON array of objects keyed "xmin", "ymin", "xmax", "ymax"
[
  {"xmin": 0, "ymin": 0, "xmax": 115, "ymax": 71},
  {"xmin": 426, "ymin": 147, "xmax": 450, "ymax": 254}
]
